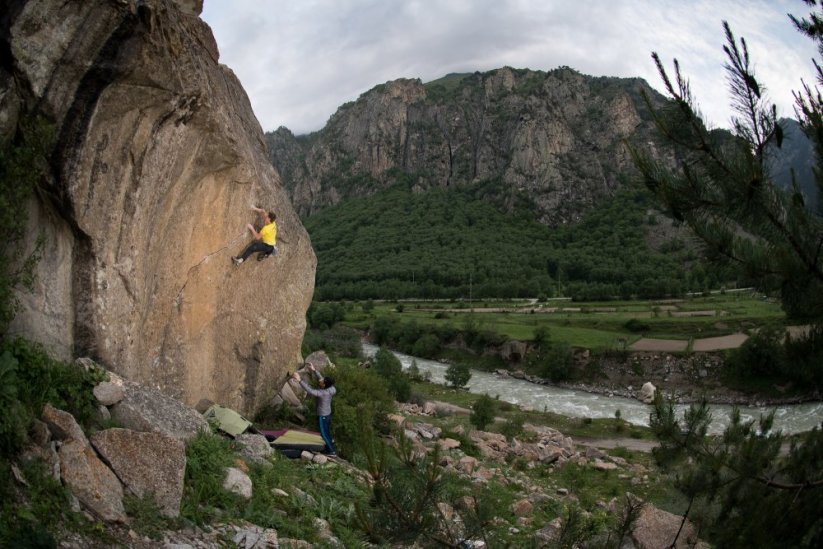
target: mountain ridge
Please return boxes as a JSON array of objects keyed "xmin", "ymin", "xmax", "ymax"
[{"xmin": 267, "ymin": 65, "xmax": 673, "ymax": 226}]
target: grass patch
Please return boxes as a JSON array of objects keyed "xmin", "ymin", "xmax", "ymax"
[
  {"xmin": 0, "ymin": 459, "xmax": 105, "ymax": 547},
  {"xmin": 181, "ymin": 430, "xmax": 372, "ymax": 545},
  {"xmin": 124, "ymin": 493, "xmax": 171, "ymax": 541},
  {"xmin": 347, "ymin": 294, "xmax": 784, "ymax": 351}
]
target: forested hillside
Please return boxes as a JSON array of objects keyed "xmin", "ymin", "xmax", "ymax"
[
  {"xmin": 268, "ymin": 66, "xmax": 809, "ymax": 302},
  {"xmin": 306, "ymin": 182, "xmax": 732, "ymax": 300}
]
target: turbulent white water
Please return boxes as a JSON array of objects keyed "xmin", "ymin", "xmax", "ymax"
[{"xmin": 362, "ymin": 343, "xmax": 823, "ymax": 435}]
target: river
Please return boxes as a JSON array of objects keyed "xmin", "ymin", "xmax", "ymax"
[{"xmin": 362, "ymin": 343, "xmax": 823, "ymax": 435}]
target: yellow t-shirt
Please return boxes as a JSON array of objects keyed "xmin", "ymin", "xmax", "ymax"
[{"xmin": 259, "ymin": 221, "xmax": 277, "ymax": 246}]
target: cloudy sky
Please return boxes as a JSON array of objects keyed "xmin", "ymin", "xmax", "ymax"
[{"xmin": 201, "ymin": 1, "xmax": 818, "ymax": 136}]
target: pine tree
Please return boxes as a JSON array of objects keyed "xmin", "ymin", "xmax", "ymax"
[
  {"xmin": 635, "ymin": 3, "xmax": 823, "ymax": 547},
  {"xmin": 630, "ymin": 9, "xmax": 823, "ymax": 322}
]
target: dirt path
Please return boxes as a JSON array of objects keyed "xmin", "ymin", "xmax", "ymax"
[
  {"xmin": 575, "ymin": 436, "xmax": 658, "ymax": 453},
  {"xmin": 692, "ymin": 333, "xmax": 748, "ymax": 351},
  {"xmin": 629, "ymin": 338, "xmax": 689, "ymax": 352}
]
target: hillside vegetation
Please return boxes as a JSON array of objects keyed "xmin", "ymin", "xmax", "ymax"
[{"xmin": 306, "ymin": 182, "xmax": 733, "ymax": 301}]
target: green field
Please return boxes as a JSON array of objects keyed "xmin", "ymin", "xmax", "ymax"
[{"xmin": 342, "ymin": 292, "xmax": 786, "ymax": 350}]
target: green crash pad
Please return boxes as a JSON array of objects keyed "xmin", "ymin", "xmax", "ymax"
[
  {"xmin": 203, "ymin": 404, "xmax": 253, "ymax": 437},
  {"xmin": 272, "ymin": 430, "xmax": 325, "ymax": 446}
]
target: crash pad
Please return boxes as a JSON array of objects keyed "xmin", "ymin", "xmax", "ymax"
[
  {"xmin": 202, "ymin": 404, "xmax": 253, "ymax": 437},
  {"xmin": 260, "ymin": 428, "xmax": 326, "ymax": 457}
]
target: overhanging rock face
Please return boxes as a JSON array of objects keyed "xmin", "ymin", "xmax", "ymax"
[{"xmin": 2, "ymin": 0, "xmax": 316, "ymax": 415}]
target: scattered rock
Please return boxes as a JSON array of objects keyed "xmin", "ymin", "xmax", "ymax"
[
  {"xmin": 535, "ymin": 517, "xmax": 563, "ymax": 545},
  {"xmin": 438, "ymin": 437, "xmax": 461, "ymax": 450},
  {"xmin": 223, "ymin": 467, "xmax": 253, "ymax": 500},
  {"xmin": 96, "ymin": 405, "xmax": 111, "ymax": 422},
  {"xmin": 511, "ymin": 498, "xmax": 533, "ymax": 517},
  {"xmin": 29, "ymin": 418, "xmax": 51, "ymax": 447},
  {"xmin": 42, "ymin": 404, "xmax": 87, "ymax": 444},
  {"xmin": 236, "ymin": 433, "xmax": 275, "ymax": 464},
  {"xmin": 93, "ymin": 381, "xmax": 125, "ymax": 406},
  {"xmin": 592, "ymin": 459, "xmax": 619, "ymax": 471},
  {"xmin": 232, "ymin": 523, "xmax": 280, "ymax": 549},
  {"xmin": 457, "ymin": 456, "xmax": 479, "ymax": 474}
]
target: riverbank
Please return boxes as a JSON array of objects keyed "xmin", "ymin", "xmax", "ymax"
[{"xmin": 495, "ymin": 350, "xmax": 821, "ymax": 407}]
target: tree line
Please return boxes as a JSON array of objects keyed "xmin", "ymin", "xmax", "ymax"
[{"xmin": 304, "ymin": 181, "xmax": 736, "ymax": 302}]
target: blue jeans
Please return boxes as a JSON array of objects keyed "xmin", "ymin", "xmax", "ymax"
[
  {"xmin": 238, "ymin": 241, "xmax": 274, "ymax": 261},
  {"xmin": 318, "ymin": 415, "xmax": 336, "ymax": 455}
]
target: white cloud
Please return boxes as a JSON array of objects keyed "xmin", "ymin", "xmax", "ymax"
[{"xmin": 202, "ymin": 0, "xmax": 818, "ymax": 134}]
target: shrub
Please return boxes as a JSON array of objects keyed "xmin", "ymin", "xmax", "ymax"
[
  {"xmin": 783, "ymin": 324, "xmax": 823, "ymax": 389},
  {"xmin": 0, "ymin": 459, "xmax": 89, "ymax": 547},
  {"xmin": 306, "ymin": 301, "xmax": 346, "ymax": 330},
  {"xmin": 0, "ymin": 338, "xmax": 105, "ymax": 455},
  {"xmin": 445, "ymin": 362, "xmax": 471, "ymax": 389},
  {"xmin": 533, "ymin": 325, "xmax": 550, "ymax": 349},
  {"xmin": 624, "ymin": 318, "xmax": 650, "ymax": 332},
  {"xmin": 412, "ymin": 333, "xmax": 440, "ymax": 358},
  {"xmin": 372, "ymin": 347, "xmax": 412, "ymax": 402},
  {"xmin": 541, "ymin": 343, "xmax": 575, "ymax": 382},
  {"xmin": 302, "ymin": 325, "xmax": 362, "ymax": 359},
  {"xmin": 0, "ymin": 350, "xmax": 27, "ymax": 456},
  {"xmin": 407, "ymin": 360, "xmax": 424, "ymax": 381},
  {"xmin": 329, "ymin": 363, "xmax": 396, "ymax": 457},
  {"xmin": 724, "ymin": 325, "xmax": 785, "ymax": 380},
  {"xmin": 470, "ymin": 395, "xmax": 496, "ymax": 430},
  {"xmin": 500, "ymin": 414, "xmax": 525, "ymax": 441}
]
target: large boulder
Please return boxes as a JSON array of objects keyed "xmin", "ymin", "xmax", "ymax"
[
  {"xmin": 639, "ymin": 382, "xmax": 657, "ymax": 404},
  {"xmin": 2, "ymin": 0, "xmax": 315, "ymax": 416},
  {"xmin": 500, "ymin": 340, "xmax": 527, "ymax": 362},
  {"xmin": 303, "ymin": 350, "xmax": 333, "ymax": 372},
  {"xmin": 58, "ymin": 439, "xmax": 127, "ymax": 522},
  {"xmin": 632, "ymin": 503, "xmax": 706, "ymax": 549},
  {"xmin": 109, "ymin": 374, "xmax": 209, "ymax": 441},
  {"xmin": 91, "ymin": 428, "xmax": 186, "ymax": 518}
]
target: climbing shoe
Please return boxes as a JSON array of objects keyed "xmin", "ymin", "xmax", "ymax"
[{"xmin": 232, "ymin": 257, "xmax": 243, "ymax": 265}]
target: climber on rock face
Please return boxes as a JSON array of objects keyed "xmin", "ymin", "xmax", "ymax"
[{"xmin": 232, "ymin": 206, "xmax": 277, "ymax": 265}]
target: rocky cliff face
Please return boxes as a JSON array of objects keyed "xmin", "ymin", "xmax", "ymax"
[
  {"xmin": 2, "ymin": 0, "xmax": 316, "ymax": 415},
  {"xmin": 267, "ymin": 67, "xmax": 671, "ymax": 225}
]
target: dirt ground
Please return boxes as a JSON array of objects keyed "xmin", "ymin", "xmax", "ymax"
[{"xmin": 629, "ymin": 338, "xmax": 688, "ymax": 352}]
